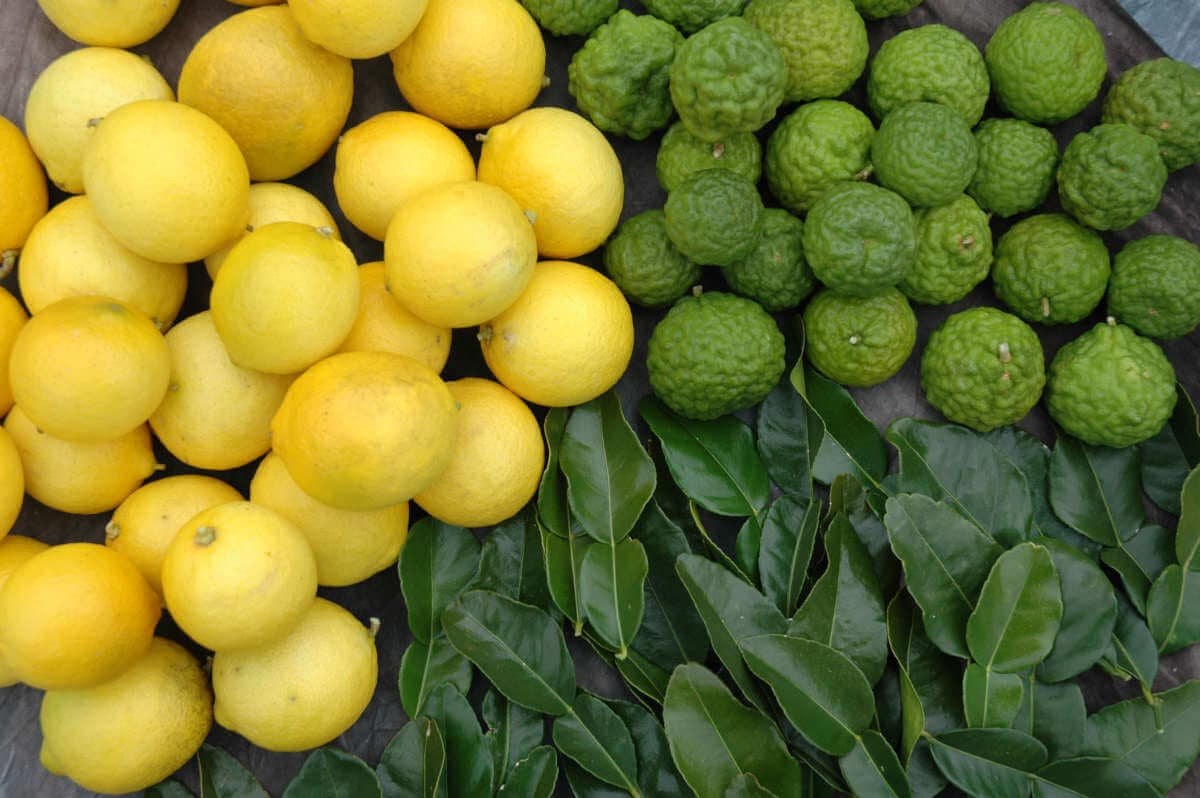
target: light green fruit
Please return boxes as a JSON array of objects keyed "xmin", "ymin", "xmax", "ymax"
[
  {"xmin": 604, "ymin": 209, "xmax": 701, "ymax": 308},
  {"xmin": 968, "ymin": 118, "xmax": 1059, "ymax": 218},
  {"xmin": 641, "ymin": 0, "xmax": 745, "ymax": 34},
  {"xmin": 992, "ymin": 214, "xmax": 1110, "ymax": 325},
  {"xmin": 871, "ymin": 101, "xmax": 978, "ymax": 208},
  {"xmin": 899, "ymin": 194, "xmax": 993, "ymax": 306},
  {"xmin": 1103, "ymin": 57, "xmax": 1200, "ymax": 172},
  {"xmin": 1057, "ymin": 123, "xmax": 1168, "ymax": 232},
  {"xmin": 722, "ymin": 209, "xmax": 814, "ymax": 312},
  {"xmin": 744, "ymin": 0, "xmax": 869, "ymax": 102},
  {"xmin": 867, "ymin": 24, "xmax": 989, "ymax": 126},
  {"xmin": 1107, "ymin": 235, "xmax": 1200, "ymax": 339},
  {"xmin": 853, "ymin": 0, "xmax": 922, "ymax": 19},
  {"xmin": 520, "ymin": 0, "xmax": 618, "ymax": 36},
  {"xmin": 765, "ymin": 100, "xmax": 874, "ymax": 215},
  {"xmin": 804, "ymin": 287, "xmax": 917, "ymax": 387},
  {"xmin": 656, "ymin": 120, "xmax": 761, "ymax": 193},
  {"xmin": 664, "ymin": 168, "xmax": 764, "ymax": 267},
  {"xmin": 803, "ymin": 181, "xmax": 915, "ymax": 298}
]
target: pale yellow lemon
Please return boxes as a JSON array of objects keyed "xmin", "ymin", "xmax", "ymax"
[
  {"xmin": 414, "ymin": 378, "xmax": 544, "ymax": 527},
  {"xmin": 106, "ymin": 475, "xmax": 244, "ymax": 595},
  {"xmin": 338, "ymin": 262, "xmax": 451, "ymax": 373},
  {"xmin": 39, "ymin": 637, "xmax": 211, "ymax": 795},
  {"xmin": 0, "ymin": 426, "xmax": 23, "ymax": 539},
  {"xmin": 0, "ymin": 116, "xmax": 48, "ymax": 277},
  {"xmin": 24, "ymin": 47, "xmax": 174, "ymax": 194},
  {"xmin": 478, "ymin": 107, "xmax": 624, "ymax": 258},
  {"xmin": 334, "ymin": 110, "xmax": 475, "ymax": 241},
  {"xmin": 390, "ymin": 0, "xmax": 546, "ymax": 130},
  {"xmin": 9, "ymin": 295, "xmax": 170, "ymax": 442},
  {"xmin": 481, "ymin": 260, "xmax": 634, "ymax": 407},
  {"xmin": 271, "ymin": 351, "xmax": 458, "ymax": 510},
  {"xmin": 0, "ymin": 542, "xmax": 160, "ymax": 689},
  {"xmin": 149, "ymin": 311, "xmax": 294, "ymax": 470},
  {"xmin": 385, "ymin": 181, "xmax": 536, "ymax": 328},
  {"xmin": 291, "ymin": 0, "xmax": 428, "ymax": 59},
  {"xmin": 178, "ymin": 6, "xmax": 354, "ymax": 181},
  {"xmin": 82, "ymin": 99, "xmax": 250, "ymax": 263},
  {"xmin": 0, "ymin": 286, "xmax": 27, "ymax": 416},
  {"xmin": 36, "ymin": 0, "xmax": 180, "ymax": 47},
  {"xmin": 212, "ymin": 598, "xmax": 377, "ymax": 752},
  {"xmin": 0, "ymin": 536, "xmax": 49, "ymax": 686}
]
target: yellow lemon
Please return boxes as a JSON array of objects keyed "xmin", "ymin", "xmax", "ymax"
[
  {"xmin": 338, "ymin": 262, "xmax": 451, "ymax": 372},
  {"xmin": 0, "ymin": 286, "xmax": 28, "ymax": 416},
  {"xmin": 35, "ymin": 0, "xmax": 180, "ymax": 47},
  {"xmin": 0, "ymin": 116, "xmax": 48, "ymax": 277},
  {"xmin": 0, "ymin": 542, "xmax": 160, "ymax": 689},
  {"xmin": 334, "ymin": 111, "xmax": 475, "ymax": 242},
  {"xmin": 18, "ymin": 196, "xmax": 187, "ymax": 329},
  {"xmin": 478, "ymin": 107, "xmax": 624, "ymax": 259},
  {"xmin": 39, "ymin": 637, "xmax": 211, "ymax": 794},
  {"xmin": 205, "ymin": 182, "xmax": 341, "ymax": 280},
  {"xmin": 24, "ymin": 47, "xmax": 174, "ymax": 194},
  {"xmin": 178, "ymin": 6, "xmax": 354, "ymax": 181},
  {"xmin": 271, "ymin": 351, "xmax": 458, "ymax": 510},
  {"xmin": 251, "ymin": 452, "xmax": 408, "ymax": 587},
  {"xmin": 162, "ymin": 501, "xmax": 317, "ymax": 652},
  {"xmin": 4, "ymin": 407, "xmax": 159, "ymax": 515},
  {"xmin": 0, "ymin": 536, "xmax": 49, "ymax": 686},
  {"xmin": 0, "ymin": 426, "xmax": 23, "ymax": 539},
  {"xmin": 9, "ymin": 295, "xmax": 170, "ymax": 442},
  {"xmin": 149, "ymin": 311, "xmax": 294, "ymax": 470},
  {"xmin": 291, "ymin": 0, "xmax": 428, "ymax": 59},
  {"xmin": 82, "ymin": 99, "xmax": 250, "ymax": 263},
  {"xmin": 212, "ymin": 597, "xmax": 377, "ymax": 752},
  {"xmin": 415, "ymin": 378, "xmax": 544, "ymax": 527},
  {"xmin": 390, "ymin": 0, "xmax": 546, "ymax": 130},
  {"xmin": 481, "ymin": 260, "xmax": 634, "ymax": 407},
  {"xmin": 211, "ymin": 221, "xmax": 360, "ymax": 375},
  {"xmin": 385, "ymin": 181, "xmax": 536, "ymax": 328},
  {"xmin": 106, "ymin": 475, "xmax": 243, "ymax": 595}
]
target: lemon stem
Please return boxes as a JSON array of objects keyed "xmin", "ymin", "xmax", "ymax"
[
  {"xmin": 368, "ymin": 617, "xmax": 382, "ymax": 639},
  {"xmin": 194, "ymin": 526, "xmax": 217, "ymax": 546},
  {"xmin": 0, "ymin": 250, "xmax": 15, "ymax": 279},
  {"xmin": 104, "ymin": 521, "xmax": 120, "ymax": 542},
  {"xmin": 477, "ymin": 324, "xmax": 494, "ymax": 343}
]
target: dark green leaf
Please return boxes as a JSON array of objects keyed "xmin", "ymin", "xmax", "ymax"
[
  {"xmin": 146, "ymin": 780, "xmax": 194, "ymax": 798},
  {"xmin": 1084, "ymin": 679, "xmax": 1200, "ymax": 793},
  {"xmin": 1102, "ymin": 525, "xmax": 1173, "ymax": 615},
  {"xmin": 474, "ymin": 511, "xmax": 552, "ymax": 610},
  {"xmin": 579, "ymin": 538, "xmax": 648, "ymax": 657},
  {"xmin": 542, "ymin": 524, "xmax": 590, "ymax": 635},
  {"xmin": 378, "ymin": 718, "xmax": 446, "ymax": 798},
  {"xmin": 1138, "ymin": 385, "xmax": 1200, "ymax": 516},
  {"xmin": 482, "ymin": 688, "xmax": 544, "ymax": 786},
  {"xmin": 552, "ymin": 692, "xmax": 639, "ymax": 792},
  {"xmin": 1012, "ymin": 679, "xmax": 1086, "ymax": 762},
  {"xmin": 905, "ymin": 739, "xmax": 948, "ymax": 798},
  {"xmin": 966, "ymin": 542, "xmax": 1063, "ymax": 673},
  {"xmin": 1147, "ymin": 564, "xmax": 1200, "ymax": 653},
  {"xmin": 735, "ymin": 515, "xmax": 763, "ymax": 581},
  {"xmin": 1038, "ymin": 540, "xmax": 1117, "ymax": 682},
  {"xmin": 631, "ymin": 502, "xmax": 707, "ymax": 669},
  {"xmin": 876, "ymin": 667, "xmax": 905, "ymax": 750},
  {"xmin": 689, "ymin": 499, "xmax": 755, "ymax": 582},
  {"xmin": 1175, "ymin": 463, "xmax": 1200, "ymax": 567},
  {"xmin": 831, "ymin": 473, "xmax": 901, "ymax": 597},
  {"xmin": 499, "ymin": 746, "xmax": 558, "ymax": 798},
  {"xmin": 198, "ymin": 744, "xmax": 268, "ymax": 798},
  {"xmin": 399, "ymin": 519, "xmax": 482, "ymax": 645},
  {"xmin": 420, "ymin": 684, "xmax": 493, "ymax": 798},
  {"xmin": 787, "ymin": 730, "xmax": 848, "ymax": 792},
  {"xmin": 616, "ymin": 648, "xmax": 670, "ymax": 705},
  {"xmin": 562, "ymin": 390, "xmax": 656, "ymax": 544},
  {"xmin": 538, "ymin": 407, "xmax": 571, "ymax": 536},
  {"xmin": 963, "ymin": 664, "xmax": 1024, "ymax": 729},
  {"xmin": 562, "ymin": 760, "xmax": 628, "ymax": 798},
  {"xmin": 759, "ymin": 495, "xmax": 819, "ymax": 617},
  {"xmin": 1099, "ymin": 594, "xmax": 1159, "ymax": 690},
  {"xmin": 928, "ymin": 729, "xmax": 1047, "ymax": 798},
  {"xmin": 1048, "ymin": 436, "xmax": 1143, "ymax": 547},
  {"xmin": 723, "ymin": 773, "xmax": 778, "ymax": 797},
  {"xmin": 839, "ymin": 730, "xmax": 912, "ymax": 798},
  {"xmin": 663, "ymin": 663, "xmax": 804, "ymax": 798},
  {"xmin": 399, "ymin": 637, "xmax": 473, "ymax": 718},
  {"xmin": 442, "ymin": 590, "xmax": 574, "ymax": 715},
  {"xmin": 282, "ymin": 748, "xmax": 381, "ymax": 798},
  {"xmin": 1032, "ymin": 758, "xmax": 1161, "ymax": 798},
  {"xmin": 887, "ymin": 593, "xmax": 965, "ymax": 759},
  {"xmin": 757, "ymin": 372, "xmax": 820, "ymax": 499},
  {"xmin": 606, "ymin": 698, "xmax": 691, "ymax": 798},
  {"xmin": 802, "ymin": 366, "xmax": 888, "ymax": 488}
]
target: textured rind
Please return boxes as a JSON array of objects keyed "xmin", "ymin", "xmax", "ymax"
[
  {"xmin": 985, "ymin": 1, "xmax": 1107, "ymax": 124},
  {"xmin": 744, "ymin": 0, "xmax": 869, "ymax": 102},
  {"xmin": 1057, "ymin": 123, "xmax": 1168, "ymax": 231},
  {"xmin": 803, "ymin": 181, "xmax": 915, "ymax": 297},
  {"xmin": 656, "ymin": 120, "xmax": 761, "ymax": 192},
  {"xmin": 871, "ymin": 101, "xmax": 978, "ymax": 208},
  {"xmin": 567, "ymin": 10, "xmax": 682, "ymax": 140},
  {"xmin": 853, "ymin": 0, "xmax": 923, "ymax": 20},
  {"xmin": 1107, "ymin": 235, "xmax": 1200, "ymax": 339},
  {"xmin": 647, "ymin": 291, "xmax": 786, "ymax": 420},
  {"xmin": 604, "ymin": 209, "xmax": 701, "ymax": 308},
  {"xmin": 765, "ymin": 100, "xmax": 875, "ymax": 214},
  {"xmin": 804, "ymin": 287, "xmax": 917, "ymax": 387},
  {"xmin": 722, "ymin": 209, "xmax": 814, "ymax": 312},
  {"xmin": 1047, "ymin": 321, "xmax": 1177, "ymax": 447},
  {"xmin": 992, "ymin": 213, "xmax": 1110, "ymax": 325},
  {"xmin": 663, "ymin": 168, "xmax": 764, "ymax": 266},
  {"xmin": 867, "ymin": 24, "xmax": 989, "ymax": 125},
  {"xmin": 641, "ymin": 0, "xmax": 745, "ymax": 34},
  {"xmin": 899, "ymin": 194, "xmax": 993, "ymax": 306},
  {"xmin": 1103, "ymin": 57, "xmax": 1200, "ymax": 172},
  {"xmin": 668, "ymin": 17, "xmax": 788, "ymax": 142},
  {"xmin": 921, "ymin": 307, "xmax": 1046, "ymax": 431},
  {"xmin": 521, "ymin": 0, "xmax": 618, "ymax": 36},
  {"xmin": 968, "ymin": 118, "xmax": 1059, "ymax": 218}
]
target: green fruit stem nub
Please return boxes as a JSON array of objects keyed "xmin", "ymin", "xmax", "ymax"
[
  {"xmin": 194, "ymin": 526, "xmax": 217, "ymax": 546},
  {"xmin": 368, "ymin": 617, "xmax": 382, "ymax": 639},
  {"xmin": 104, "ymin": 522, "xmax": 120, "ymax": 541},
  {"xmin": 0, "ymin": 250, "xmax": 16, "ymax": 280}
]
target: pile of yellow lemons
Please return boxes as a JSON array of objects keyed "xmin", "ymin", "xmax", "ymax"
[{"xmin": 0, "ymin": 0, "xmax": 634, "ymax": 793}]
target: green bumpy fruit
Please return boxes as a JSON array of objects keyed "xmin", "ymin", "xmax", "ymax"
[
  {"xmin": 921, "ymin": 307, "xmax": 1046, "ymax": 431},
  {"xmin": 668, "ymin": 17, "xmax": 788, "ymax": 142},
  {"xmin": 765, "ymin": 100, "xmax": 875, "ymax": 215},
  {"xmin": 968, "ymin": 118, "xmax": 1059, "ymax": 218},
  {"xmin": 664, "ymin": 168, "xmax": 764, "ymax": 267},
  {"xmin": 871, "ymin": 102, "xmax": 978, "ymax": 208},
  {"xmin": 1047, "ymin": 319, "xmax": 1177, "ymax": 448},
  {"xmin": 521, "ymin": 0, "xmax": 617, "ymax": 36},
  {"xmin": 899, "ymin": 195, "xmax": 993, "ymax": 306},
  {"xmin": 656, "ymin": 120, "xmax": 761, "ymax": 193},
  {"xmin": 804, "ymin": 288, "xmax": 917, "ymax": 387},
  {"xmin": 853, "ymin": 0, "xmax": 922, "ymax": 19},
  {"xmin": 804, "ymin": 181, "xmax": 915, "ymax": 298},
  {"xmin": 641, "ymin": 0, "xmax": 744, "ymax": 34},
  {"xmin": 1057, "ymin": 123, "xmax": 1168, "ymax": 232},
  {"xmin": 985, "ymin": 2, "xmax": 1107, "ymax": 125},
  {"xmin": 722, "ymin": 209, "xmax": 814, "ymax": 312},
  {"xmin": 568, "ymin": 11, "xmax": 683, "ymax": 140},
  {"xmin": 1107, "ymin": 235, "xmax": 1200, "ymax": 339},
  {"xmin": 867, "ymin": 25, "xmax": 990, "ymax": 126},
  {"xmin": 647, "ymin": 290, "xmax": 786, "ymax": 420},
  {"xmin": 1103, "ymin": 57, "xmax": 1200, "ymax": 172},
  {"xmin": 992, "ymin": 214, "xmax": 1110, "ymax": 326},
  {"xmin": 604, "ymin": 209, "xmax": 702, "ymax": 308},
  {"xmin": 744, "ymin": 0, "xmax": 869, "ymax": 102}
]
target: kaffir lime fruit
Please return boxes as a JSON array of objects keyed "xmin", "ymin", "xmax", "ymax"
[
  {"xmin": 804, "ymin": 288, "xmax": 917, "ymax": 387},
  {"xmin": 985, "ymin": 1, "xmax": 1107, "ymax": 125},
  {"xmin": 867, "ymin": 24, "xmax": 989, "ymax": 126},
  {"xmin": 657, "ymin": 121, "xmax": 761, "ymax": 193},
  {"xmin": 765, "ymin": 100, "xmax": 873, "ymax": 215},
  {"xmin": 803, "ymin": 181, "xmax": 915, "ymax": 297},
  {"xmin": 647, "ymin": 291, "xmax": 785, "ymax": 420},
  {"xmin": 921, "ymin": 307, "xmax": 1046, "ymax": 431},
  {"xmin": 968, "ymin": 118, "xmax": 1059, "ymax": 218},
  {"xmin": 853, "ymin": 0, "xmax": 922, "ymax": 19},
  {"xmin": 664, "ymin": 169, "xmax": 764, "ymax": 267},
  {"xmin": 871, "ymin": 101, "xmax": 978, "ymax": 208},
  {"xmin": 1107, "ymin": 235, "xmax": 1200, "ymax": 339},
  {"xmin": 1103, "ymin": 57, "xmax": 1200, "ymax": 172},
  {"xmin": 722, "ymin": 209, "xmax": 815, "ymax": 312},
  {"xmin": 744, "ymin": 0, "xmax": 869, "ymax": 102},
  {"xmin": 992, "ymin": 214, "xmax": 1110, "ymax": 325},
  {"xmin": 899, "ymin": 194, "xmax": 993, "ymax": 306},
  {"xmin": 521, "ymin": 0, "xmax": 616, "ymax": 36},
  {"xmin": 604, "ymin": 210, "xmax": 701, "ymax": 308},
  {"xmin": 1057, "ymin": 123, "xmax": 1168, "ymax": 231},
  {"xmin": 1047, "ymin": 318, "xmax": 1176, "ymax": 448},
  {"xmin": 641, "ymin": 0, "xmax": 744, "ymax": 34}
]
